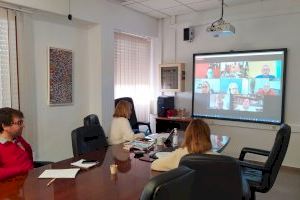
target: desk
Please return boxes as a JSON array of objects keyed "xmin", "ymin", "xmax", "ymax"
[
  {"xmin": 0, "ymin": 136, "xmax": 229, "ymax": 199},
  {"xmin": 156, "ymin": 117, "xmax": 192, "ymax": 133},
  {"xmin": 0, "ymin": 145, "xmax": 158, "ymax": 200}
]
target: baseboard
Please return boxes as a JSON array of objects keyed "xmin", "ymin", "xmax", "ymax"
[
  {"xmin": 244, "ymin": 160, "xmax": 300, "ymax": 171},
  {"xmin": 281, "ymin": 165, "xmax": 300, "ymax": 171}
]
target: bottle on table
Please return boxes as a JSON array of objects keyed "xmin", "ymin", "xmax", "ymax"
[{"xmin": 172, "ymin": 128, "xmax": 178, "ymax": 147}]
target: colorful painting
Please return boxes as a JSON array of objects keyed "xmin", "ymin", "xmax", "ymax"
[{"xmin": 48, "ymin": 47, "xmax": 73, "ymax": 105}]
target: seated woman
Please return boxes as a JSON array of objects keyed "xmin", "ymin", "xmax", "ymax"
[
  {"xmin": 151, "ymin": 119, "xmax": 218, "ymax": 171},
  {"xmin": 109, "ymin": 100, "xmax": 144, "ymax": 145}
]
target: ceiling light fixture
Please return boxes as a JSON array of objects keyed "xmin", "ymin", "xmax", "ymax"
[{"xmin": 206, "ymin": 0, "xmax": 235, "ymax": 37}]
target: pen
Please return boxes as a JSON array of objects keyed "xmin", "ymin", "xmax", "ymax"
[{"xmin": 47, "ymin": 178, "xmax": 56, "ymax": 187}]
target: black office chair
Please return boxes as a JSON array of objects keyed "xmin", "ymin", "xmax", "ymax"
[
  {"xmin": 71, "ymin": 126, "xmax": 108, "ymax": 157},
  {"xmin": 179, "ymin": 154, "xmax": 250, "ymax": 200},
  {"xmin": 83, "ymin": 114, "xmax": 100, "ymax": 127},
  {"xmin": 239, "ymin": 123, "xmax": 291, "ymax": 200},
  {"xmin": 140, "ymin": 166, "xmax": 195, "ymax": 200},
  {"xmin": 33, "ymin": 161, "xmax": 53, "ymax": 168},
  {"xmin": 115, "ymin": 97, "xmax": 152, "ymax": 134}
]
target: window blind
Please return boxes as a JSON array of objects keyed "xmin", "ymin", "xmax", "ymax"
[
  {"xmin": 114, "ymin": 32, "xmax": 152, "ymax": 122},
  {"xmin": 0, "ymin": 8, "xmax": 19, "ymax": 108}
]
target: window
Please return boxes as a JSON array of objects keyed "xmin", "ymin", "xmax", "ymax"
[
  {"xmin": 0, "ymin": 8, "xmax": 19, "ymax": 108},
  {"xmin": 114, "ymin": 32, "xmax": 152, "ymax": 122}
]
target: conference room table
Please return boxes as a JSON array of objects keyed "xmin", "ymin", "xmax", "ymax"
[{"xmin": 0, "ymin": 133, "xmax": 230, "ymax": 200}]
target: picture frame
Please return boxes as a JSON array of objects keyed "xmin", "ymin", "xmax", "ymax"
[
  {"xmin": 48, "ymin": 47, "xmax": 73, "ymax": 106},
  {"xmin": 159, "ymin": 63, "xmax": 185, "ymax": 92}
]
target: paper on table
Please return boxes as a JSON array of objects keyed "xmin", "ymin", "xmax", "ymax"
[
  {"xmin": 71, "ymin": 159, "xmax": 99, "ymax": 169},
  {"xmin": 39, "ymin": 168, "xmax": 80, "ymax": 179}
]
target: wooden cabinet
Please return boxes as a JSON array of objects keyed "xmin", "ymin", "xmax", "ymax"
[{"xmin": 155, "ymin": 117, "xmax": 192, "ymax": 133}]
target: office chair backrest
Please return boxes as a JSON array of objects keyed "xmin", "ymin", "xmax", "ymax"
[
  {"xmin": 84, "ymin": 114, "xmax": 100, "ymax": 127},
  {"xmin": 179, "ymin": 154, "xmax": 244, "ymax": 200},
  {"xmin": 263, "ymin": 123, "xmax": 291, "ymax": 191},
  {"xmin": 140, "ymin": 166, "xmax": 195, "ymax": 200},
  {"xmin": 71, "ymin": 126, "xmax": 108, "ymax": 157},
  {"xmin": 114, "ymin": 97, "xmax": 138, "ymax": 130}
]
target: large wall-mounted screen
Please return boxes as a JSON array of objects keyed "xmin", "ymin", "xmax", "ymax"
[{"xmin": 192, "ymin": 49, "xmax": 287, "ymax": 124}]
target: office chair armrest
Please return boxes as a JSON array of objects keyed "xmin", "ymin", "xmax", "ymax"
[
  {"xmin": 136, "ymin": 121, "xmax": 150, "ymax": 126},
  {"xmin": 239, "ymin": 160, "xmax": 269, "ymax": 172},
  {"xmin": 239, "ymin": 147, "xmax": 270, "ymax": 161},
  {"xmin": 136, "ymin": 121, "xmax": 152, "ymax": 134}
]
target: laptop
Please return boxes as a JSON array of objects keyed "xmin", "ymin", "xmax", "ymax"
[
  {"xmin": 163, "ymin": 128, "xmax": 175, "ymax": 147},
  {"xmin": 148, "ymin": 129, "xmax": 176, "ymax": 159}
]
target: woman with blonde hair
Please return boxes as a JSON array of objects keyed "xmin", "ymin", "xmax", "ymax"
[
  {"xmin": 151, "ymin": 119, "xmax": 217, "ymax": 171},
  {"xmin": 109, "ymin": 100, "xmax": 144, "ymax": 145}
]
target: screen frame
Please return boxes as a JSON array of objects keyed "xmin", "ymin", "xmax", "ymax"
[{"xmin": 192, "ymin": 48, "xmax": 287, "ymax": 125}]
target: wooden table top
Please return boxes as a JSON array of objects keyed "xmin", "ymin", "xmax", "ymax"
[
  {"xmin": 0, "ymin": 145, "xmax": 160, "ymax": 200},
  {"xmin": 0, "ymin": 134, "xmax": 230, "ymax": 200}
]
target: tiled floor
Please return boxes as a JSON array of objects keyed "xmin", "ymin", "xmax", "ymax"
[{"xmin": 256, "ymin": 167, "xmax": 300, "ymax": 200}]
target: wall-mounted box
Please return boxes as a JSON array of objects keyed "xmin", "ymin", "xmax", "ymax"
[{"xmin": 159, "ymin": 63, "xmax": 185, "ymax": 92}]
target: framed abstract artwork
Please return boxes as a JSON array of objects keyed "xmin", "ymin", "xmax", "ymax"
[{"xmin": 48, "ymin": 47, "xmax": 73, "ymax": 106}]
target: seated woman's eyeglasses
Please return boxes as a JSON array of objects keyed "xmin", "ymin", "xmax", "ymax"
[{"xmin": 11, "ymin": 120, "xmax": 24, "ymax": 126}]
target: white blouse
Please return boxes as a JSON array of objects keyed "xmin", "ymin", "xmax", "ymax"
[
  {"xmin": 151, "ymin": 147, "xmax": 218, "ymax": 171},
  {"xmin": 109, "ymin": 117, "xmax": 144, "ymax": 145}
]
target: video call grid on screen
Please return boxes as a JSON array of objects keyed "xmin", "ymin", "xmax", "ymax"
[{"xmin": 192, "ymin": 49, "xmax": 287, "ymax": 124}]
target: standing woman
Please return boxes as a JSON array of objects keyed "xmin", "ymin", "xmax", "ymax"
[
  {"xmin": 109, "ymin": 100, "xmax": 144, "ymax": 145},
  {"xmin": 151, "ymin": 119, "xmax": 217, "ymax": 171}
]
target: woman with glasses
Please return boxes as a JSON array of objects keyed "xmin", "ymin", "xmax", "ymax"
[{"xmin": 0, "ymin": 107, "xmax": 33, "ymax": 181}]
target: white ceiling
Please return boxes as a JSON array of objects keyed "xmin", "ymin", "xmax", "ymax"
[{"xmin": 109, "ymin": 0, "xmax": 266, "ymax": 19}]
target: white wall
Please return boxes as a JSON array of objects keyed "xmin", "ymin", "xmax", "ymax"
[
  {"xmin": 1, "ymin": 0, "xmax": 68, "ymax": 14},
  {"xmin": 161, "ymin": 0, "xmax": 300, "ymax": 167},
  {"xmin": 2, "ymin": 0, "xmax": 159, "ymax": 161},
  {"xmin": 70, "ymin": 0, "xmax": 159, "ymax": 133},
  {"xmin": 6, "ymin": 0, "xmax": 159, "ymax": 133},
  {"xmin": 2, "ymin": 0, "xmax": 159, "ymax": 133},
  {"xmin": 18, "ymin": 13, "xmax": 92, "ymax": 161}
]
